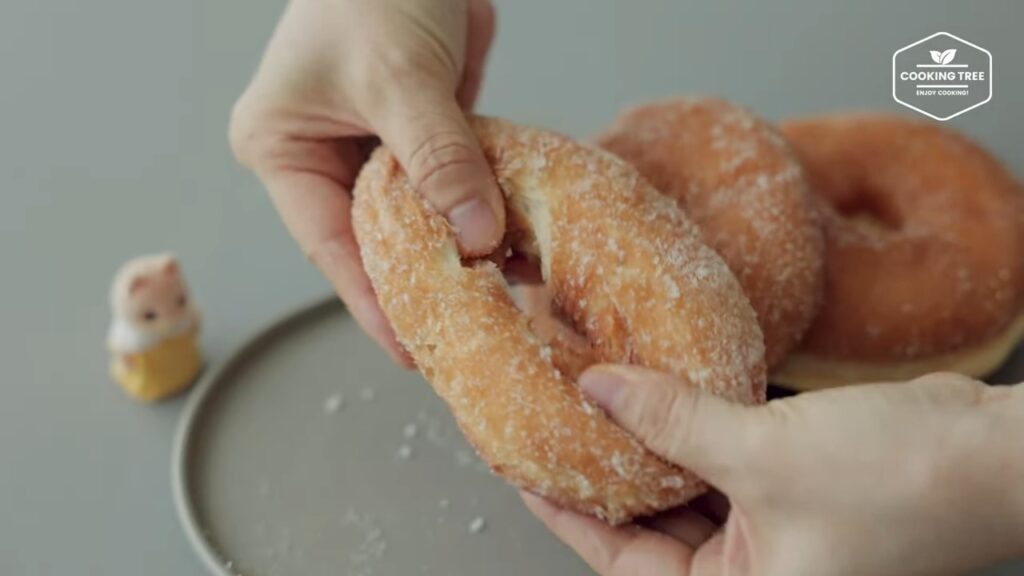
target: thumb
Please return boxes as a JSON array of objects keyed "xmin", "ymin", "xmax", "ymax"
[
  {"xmin": 367, "ymin": 88, "xmax": 505, "ymax": 256},
  {"xmin": 580, "ymin": 364, "xmax": 758, "ymax": 488}
]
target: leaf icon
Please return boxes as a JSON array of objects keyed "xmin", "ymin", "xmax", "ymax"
[
  {"xmin": 930, "ymin": 50, "xmax": 944, "ymax": 64},
  {"xmin": 940, "ymin": 49, "xmax": 957, "ymax": 64}
]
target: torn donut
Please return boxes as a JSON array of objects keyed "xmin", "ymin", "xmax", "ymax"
[{"xmin": 353, "ymin": 116, "xmax": 766, "ymax": 523}]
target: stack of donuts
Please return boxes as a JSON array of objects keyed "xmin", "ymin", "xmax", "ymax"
[
  {"xmin": 597, "ymin": 99, "xmax": 1024, "ymax": 390},
  {"xmin": 351, "ymin": 99, "xmax": 1024, "ymax": 524}
]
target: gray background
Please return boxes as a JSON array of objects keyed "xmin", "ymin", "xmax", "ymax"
[{"xmin": 1, "ymin": 0, "xmax": 1021, "ymax": 574}]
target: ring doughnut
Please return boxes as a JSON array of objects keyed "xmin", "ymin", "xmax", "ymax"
[
  {"xmin": 776, "ymin": 114, "xmax": 1024, "ymax": 390},
  {"xmin": 596, "ymin": 98, "xmax": 825, "ymax": 370},
  {"xmin": 353, "ymin": 116, "xmax": 766, "ymax": 523}
]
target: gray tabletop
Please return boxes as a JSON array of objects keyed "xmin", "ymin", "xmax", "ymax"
[{"xmin": 2, "ymin": 0, "xmax": 1021, "ymax": 574}]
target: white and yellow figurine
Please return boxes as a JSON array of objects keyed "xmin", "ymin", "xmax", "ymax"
[{"xmin": 107, "ymin": 253, "xmax": 202, "ymax": 402}]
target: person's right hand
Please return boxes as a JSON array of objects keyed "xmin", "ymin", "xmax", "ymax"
[
  {"xmin": 230, "ymin": 0, "xmax": 503, "ymax": 366},
  {"xmin": 524, "ymin": 368, "xmax": 1024, "ymax": 576}
]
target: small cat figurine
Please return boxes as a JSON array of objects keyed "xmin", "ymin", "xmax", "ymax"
[{"xmin": 107, "ymin": 253, "xmax": 202, "ymax": 402}]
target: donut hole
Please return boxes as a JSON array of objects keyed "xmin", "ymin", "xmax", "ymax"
[
  {"xmin": 496, "ymin": 249, "xmax": 593, "ymax": 360},
  {"xmin": 474, "ymin": 198, "xmax": 560, "ymax": 314},
  {"xmin": 461, "ymin": 248, "xmax": 574, "ymax": 349},
  {"xmin": 501, "ymin": 254, "xmax": 560, "ymax": 319},
  {"xmin": 463, "ymin": 190, "xmax": 597, "ymax": 377},
  {"xmin": 833, "ymin": 186, "xmax": 903, "ymax": 231}
]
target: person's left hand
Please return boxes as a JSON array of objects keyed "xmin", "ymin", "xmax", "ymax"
[
  {"xmin": 522, "ymin": 367, "xmax": 1024, "ymax": 576},
  {"xmin": 229, "ymin": 0, "xmax": 502, "ymax": 366}
]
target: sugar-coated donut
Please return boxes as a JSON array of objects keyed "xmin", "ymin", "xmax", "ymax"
[
  {"xmin": 353, "ymin": 116, "xmax": 766, "ymax": 524},
  {"xmin": 776, "ymin": 114, "xmax": 1024, "ymax": 390},
  {"xmin": 597, "ymin": 98, "xmax": 824, "ymax": 370}
]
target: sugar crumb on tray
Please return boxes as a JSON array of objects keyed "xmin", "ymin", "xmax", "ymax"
[
  {"xmin": 468, "ymin": 516, "xmax": 487, "ymax": 534},
  {"xmin": 323, "ymin": 392, "xmax": 345, "ymax": 414}
]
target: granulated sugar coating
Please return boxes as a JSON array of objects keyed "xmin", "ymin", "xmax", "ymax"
[
  {"xmin": 598, "ymin": 97, "xmax": 824, "ymax": 370},
  {"xmin": 781, "ymin": 115, "xmax": 1024, "ymax": 363},
  {"xmin": 352, "ymin": 116, "xmax": 766, "ymax": 524}
]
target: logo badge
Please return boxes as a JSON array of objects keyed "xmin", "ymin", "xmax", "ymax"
[{"xmin": 892, "ymin": 32, "xmax": 991, "ymax": 121}]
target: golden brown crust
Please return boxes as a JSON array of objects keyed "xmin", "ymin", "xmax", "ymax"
[
  {"xmin": 781, "ymin": 114, "xmax": 1024, "ymax": 374},
  {"xmin": 597, "ymin": 98, "xmax": 825, "ymax": 370},
  {"xmin": 352, "ymin": 116, "xmax": 766, "ymax": 524}
]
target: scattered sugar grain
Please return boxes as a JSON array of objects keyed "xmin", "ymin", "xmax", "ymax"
[
  {"xmin": 468, "ymin": 516, "xmax": 487, "ymax": 534},
  {"xmin": 396, "ymin": 444, "xmax": 414, "ymax": 460},
  {"xmin": 323, "ymin": 393, "xmax": 345, "ymax": 414},
  {"xmin": 341, "ymin": 508, "xmax": 388, "ymax": 576}
]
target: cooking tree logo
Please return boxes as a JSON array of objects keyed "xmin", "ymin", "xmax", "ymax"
[{"xmin": 893, "ymin": 32, "xmax": 992, "ymax": 121}]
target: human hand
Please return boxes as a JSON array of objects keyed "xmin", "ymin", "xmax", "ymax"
[
  {"xmin": 230, "ymin": 0, "xmax": 502, "ymax": 366},
  {"xmin": 523, "ymin": 368, "xmax": 1024, "ymax": 576}
]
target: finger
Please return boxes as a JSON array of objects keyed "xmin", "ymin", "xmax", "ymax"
[
  {"xmin": 641, "ymin": 508, "xmax": 718, "ymax": 548},
  {"xmin": 521, "ymin": 492, "xmax": 695, "ymax": 576},
  {"xmin": 579, "ymin": 365, "xmax": 759, "ymax": 489},
  {"xmin": 366, "ymin": 87, "xmax": 506, "ymax": 256},
  {"xmin": 261, "ymin": 161, "xmax": 414, "ymax": 368},
  {"xmin": 457, "ymin": 0, "xmax": 497, "ymax": 110},
  {"xmin": 689, "ymin": 531, "xmax": 732, "ymax": 576}
]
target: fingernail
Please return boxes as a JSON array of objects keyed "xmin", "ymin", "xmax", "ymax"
[
  {"xmin": 579, "ymin": 368, "xmax": 628, "ymax": 411},
  {"xmin": 448, "ymin": 197, "xmax": 498, "ymax": 254}
]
